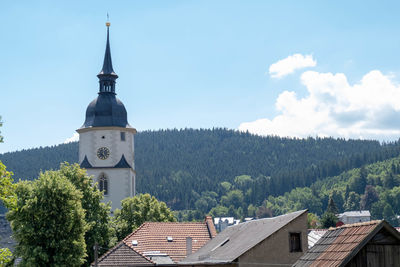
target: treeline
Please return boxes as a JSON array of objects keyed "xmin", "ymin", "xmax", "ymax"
[
  {"xmin": 262, "ymin": 156, "xmax": 400, "ymax": 226},
  {"xmin": 1, "ymin": 128, "xmax": 400, "ymax": 213}
]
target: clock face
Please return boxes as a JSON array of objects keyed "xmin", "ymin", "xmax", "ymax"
[{"xmin": 97, "ymin": 147, "xmax": 110, "ymax": 160}]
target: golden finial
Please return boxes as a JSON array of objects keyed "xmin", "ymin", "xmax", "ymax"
[{"xmin": 106, "ymin": 13, "xmax": 110, "ymax": 27}]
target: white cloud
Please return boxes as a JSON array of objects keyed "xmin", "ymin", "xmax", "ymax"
[
  {"xmin": 64, "ymin": 133, "xmax": 79, "ymax": 143},
  {"xmin": 239, "ymin": 69, "xmax": 400, "ymax": 141},
  {"xmin": 269, "ymin": 54, "xmax": 317, "ymax": 78}
]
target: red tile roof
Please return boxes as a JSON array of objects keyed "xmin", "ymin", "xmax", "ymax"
[
  {"xmin": 295, "ymin": 220, "xmax": 400, "ymax": 267},
  {"xmin": 97, "ymin": 241, "xmax": 154, "ymax": 266},
  {"xmin": 124, "ymin": 220, "xmax": 214, "ymax": 263}
]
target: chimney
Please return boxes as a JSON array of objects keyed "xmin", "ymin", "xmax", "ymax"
[
  {"xmin": 205, "ymin": 216, "xmax": 217, "ymax": 238},
  {"xmin": 186, "ymin": 237, "xmax": 192, "ymax": 256}
]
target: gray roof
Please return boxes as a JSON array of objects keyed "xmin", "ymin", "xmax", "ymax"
[
  {"xmin": 338, "ymin": 210, "xmax": 370, "ymax": 218},
  {"xmin": 179, "ymin": 210, "xmax": 307, "ymax": 265}
]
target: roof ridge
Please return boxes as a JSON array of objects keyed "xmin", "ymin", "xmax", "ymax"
[
  {"xmin": 123, "ymin": 223, "xmax": 147, "ymax": 243},
  {"xmin": 144, "ymin": 221, "xmax": 205, "ymax": 224},
  {"xmin": 328, "ymin": 220, "xmax": 381, "ymax": 230}
]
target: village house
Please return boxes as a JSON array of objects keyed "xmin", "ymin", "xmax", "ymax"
[
  {"xmin": 95, "ymin": 216, "xmax": 216, "ymax": 266},
  {"xmin": 294, "ymin": 220, "xmax": 400, "ymax": 266},
  {"xmin": 337, "ymin": 210, "xmax": 371, "ymax": 224},
  {"xmin": 180, "ymin": 210, "xmax": 308, "ymax": 267}
]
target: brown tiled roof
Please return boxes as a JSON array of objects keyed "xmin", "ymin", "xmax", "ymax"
[
  {"xmin": 294, "ymin": 220, "xmax": 400, "ymax": 267},
  {"xmin": 96, "ymin": 241, "xmax": 154, "ymax": 266},
  {"xmin": 124, "ymin": 220, "xmax": 214, "ymax": 263}
]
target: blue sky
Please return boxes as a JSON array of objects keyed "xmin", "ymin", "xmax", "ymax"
[{"xmin": 2, "ymin": 1, "xmax": 400, "ymax": 153}]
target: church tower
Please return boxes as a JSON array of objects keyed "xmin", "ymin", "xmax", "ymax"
[{"xmin": 77, "ymin": 22, "xmax": 136, "ymax": 211}]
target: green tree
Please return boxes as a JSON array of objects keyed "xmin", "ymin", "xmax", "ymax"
[
  {"xmin": 360, "ymin": 185, "xmax": 379, "ymax": 210},
  {"xmin": 307, "ymin": 213, "xmax": 319, "ymax": 229},
  {"xmin": 0, "ymin": 161, "xmax": 16, "ymax": 209},
  {"xmin": 383, "ymin": 203, "xmax": 398, "ymax": 226},
  {"xmin": 0, "ymin": 248, "xmax": 12, "ymax": 266},
  {"xmin": 344, "ymin": 192, "xmax": 361, "ymax": 211},
  {"xmin": 320, "ymin": 212, "xmax": 338, "ymax": 228},
  {"xmin": 221, "ymin": 190, "xmax": 244, "ymax": 208},
  {"xmin": 112, "ymin": 194, "xmax": 176, "ymax": 241},
  {"xmin": 58, "ymin": 163, "xmax": 111, "ymax": 265},
  {"xmin": 209, "ymin": 205, "xmax": 229, "ymax": 217},
  {"xmin": 383, "ymin": 172, "xmax": 395, "ymax": 189},
  {"xmin": 327, "ymin": 196, "xmax": 338, "ymax": 214},
  {"xmin": 7, "ymin": 171, "xmax": 87, "ymax": 266}
]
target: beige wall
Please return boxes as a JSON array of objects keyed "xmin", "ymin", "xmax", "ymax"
[{"xmin": 238, "ymin": 212, "xmax": 308, "ymax": 267}]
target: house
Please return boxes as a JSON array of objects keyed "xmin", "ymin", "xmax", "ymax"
[
  {"xmin": 294, "ymin": 220, "xmax": 400, "ymax": 267},
  {"xmin": 180, "ymin": 210, "xmax": 308, "ymax": 267},
  {"xmin": 337, "ymin": 210, "xmax": 370, "ymax": 224},
  {"xmin": 213, "ymin": 217, "xmax": 240, "ymax": 232},
  {"xmin": 95, "ymin": 216, "xmax": 217, "ymax": 266}
]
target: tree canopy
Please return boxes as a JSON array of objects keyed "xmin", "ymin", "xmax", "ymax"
[
  {"xmin": 57, "ymin": 163, "xmax": 111, "ymax": 265},
  {"xmin": 112, "ymin": 194, "xmax": 176, "ymax": 241},
  {"xmin": 7, "ymin": 171, "xmax": 87, "ymax": 266}
]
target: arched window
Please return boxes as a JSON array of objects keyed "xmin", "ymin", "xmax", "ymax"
[{"xmin": 98, "ymin": 173, "xmax": 108, "ymax": 195}]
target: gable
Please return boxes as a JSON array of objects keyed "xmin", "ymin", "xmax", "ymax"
[
  {"xmin": 97, "ymin": 242, "xmax": 154, "ymax": 266},
  {"xmin": 294, "ymin": 220, "xmax": 400, "ymax": 267}
]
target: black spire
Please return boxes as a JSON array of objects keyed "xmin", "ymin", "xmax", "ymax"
[{"xmin": 97, "ymin": 22, "xmax": 118, "ymax": 94}]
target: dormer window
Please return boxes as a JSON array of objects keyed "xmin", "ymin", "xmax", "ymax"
[{"xmin": 121, "ymin": 132, "xmax": 126, "ymax": 141}]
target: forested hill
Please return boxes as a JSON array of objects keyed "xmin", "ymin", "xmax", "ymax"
[{"xmin": 1, "ymin": 128, "xmax": 400, "ymax": 211}]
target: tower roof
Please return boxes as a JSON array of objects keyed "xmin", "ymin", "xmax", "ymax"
[
  {"xmin": 80, "ymin": 22, "xmax": 132, "ymax": 129},
  {"xmin": 98, "ymin": 23, "xmax": 118, "ymax": 77}
]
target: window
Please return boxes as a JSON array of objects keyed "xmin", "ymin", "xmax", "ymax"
[
  {"xmin": 120, "ymin": 132, "xmax": 126, "ymax": 141},
  {"xmin": 289, "ymin": 232, "xmax": 302, "ymax": 252},
  {"xmin": 99, "ymin": 173, "xmax": 108, "ymax": 195}
]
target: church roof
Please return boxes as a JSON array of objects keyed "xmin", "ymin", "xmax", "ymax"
[
  {"xmin": 81, "ymin": 22, "xmax": 132, "ymax": 129},
  {"xmin": 79, "ymin": 154, "xmax": 132, "ymax": 169},
  {"xmin": 80, "ymin": 155, "xmax": 93, "ymax": 169},
  {"xmin": 114, "ymin": 155, "xmax": 132, "ymax": 168}
]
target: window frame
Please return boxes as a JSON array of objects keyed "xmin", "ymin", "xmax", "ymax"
[
  {"xmin": 289, "ymin": 232, "xmax": 302, "ymax": 253},
  {"xmin": 98, "ymin": 173, "xmax": 109, "ymax": 196}
]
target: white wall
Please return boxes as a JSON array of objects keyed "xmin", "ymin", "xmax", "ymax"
[{"xmin": 78, "ymin": 127, "xmax": 136, "ymax": 210}]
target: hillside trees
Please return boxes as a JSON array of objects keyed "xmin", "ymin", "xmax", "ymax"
[
  {"xmin": 7, "ymin": 171, "xmax": 87, "ymax": 266},
  {"xmin": 2, "ymin": 129, "xmax": 400, "ymax": 213}
]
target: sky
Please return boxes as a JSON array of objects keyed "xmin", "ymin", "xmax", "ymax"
[{"xmin": 2, "ymin": 0, "xmax": 400, "ymax": 153}]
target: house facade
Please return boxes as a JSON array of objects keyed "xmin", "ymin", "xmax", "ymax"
[{"xmin": 180, "ymin": 210, "xmax": 308, "ymax": 267}]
